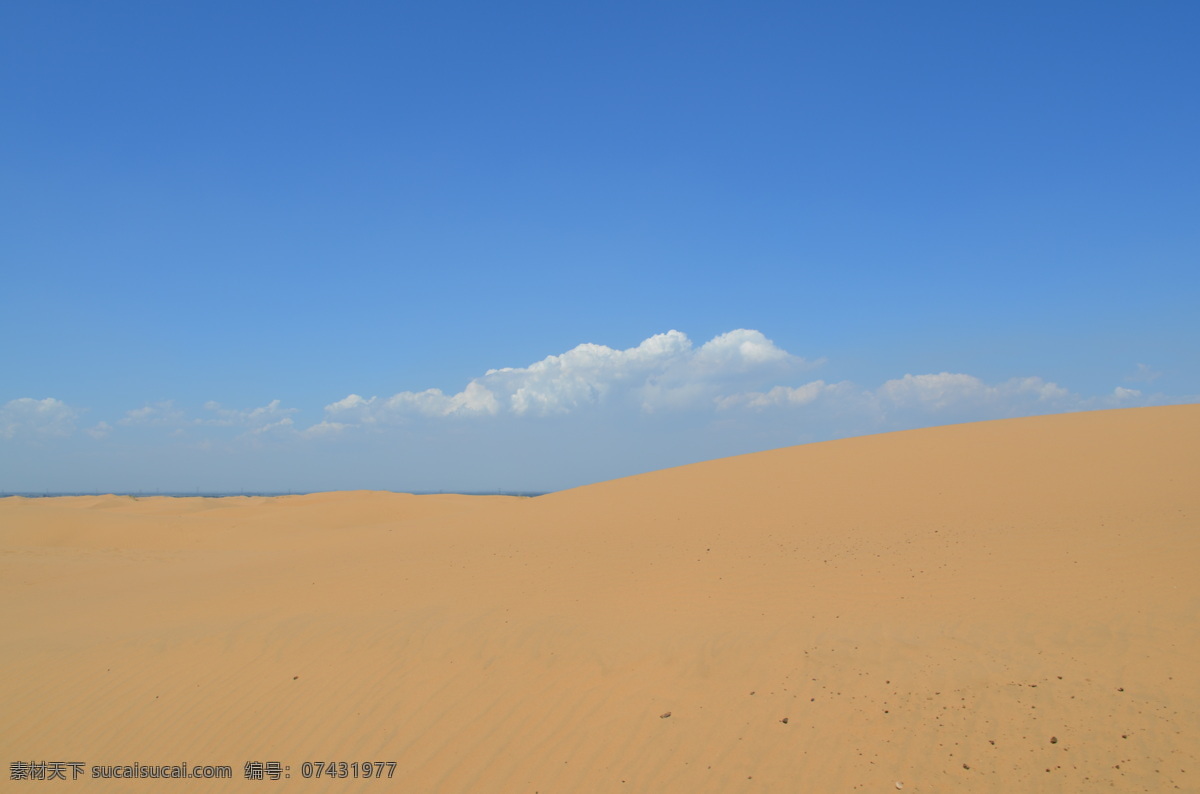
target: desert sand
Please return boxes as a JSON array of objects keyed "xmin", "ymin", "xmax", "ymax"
[{"xmin": 2, "ymin": 404, "xmax": 1197, "ymax": 792}]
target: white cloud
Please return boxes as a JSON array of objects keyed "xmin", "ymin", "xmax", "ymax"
[
  {"xmin": 386, "ymin": 381, "xmax": 501, "ymax": 417},
  {"xmin": 190, "ymin": 400, "xmax": 302, "ymax": 444},
  {"xmin": 107, "ymin": 399, "xmax": 301, "ymax": 443},
  {"xmin": 716, "ymin": 370, "xmax": 1128, "ymax": 427},
  {"xmin": 120, "ymin": 401, "xmax": 186, "ymax": 426},
  {"xmin": 244, "ymin": 417, "xmax": 295, "ymax": 436},
  {"xmin": 86, "ymin": 421, "xmax": 112, "ymax": 440},
  {"xmin": 875, "ymin": 372, "xmax": 1070, "ymax": 412},
  {"xmin": 201, "ymin": 399, "xmax": 298, "ymax": 428},
  {"xmin": 324, "ymin": 383, "xmax": 500, "ymax": 424},
  {"xmin": 716, "ymin": 380, "xmax": 853, "ymax": 410},
  {"xmin": 319, "ymin": 329, "xmax": 815, "ymax": 426},
  {"xmin": 1124, "ymin": 363, "xmax": 1162, "ymax": 383},
  {"xmin": 692, "ymin": 328, "xmax": 803, "ymax": 372},
  {"xmin": 479, "ymin": 330, "xmax": 698, "ymax": 416},
  {"xmin": 317, "ymin": 332, "xmax": 1165, "ymax": 436},
  {"xmin": 300, "ymin": 420, "xmax": 350, "ymax": 437},
  {"xmin": 78, "ymin": 330, "xmax": 1162, "ymax": 451},
  {"xmin": 328, "ymin": 394, "xmax": 371, "ymax": 413},
  {"xmin": 0, "ymin": 397, "xmax": 79, "ymax": 440}
]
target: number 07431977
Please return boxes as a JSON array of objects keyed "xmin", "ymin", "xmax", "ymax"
[{"xmin": 300, "ymin": 761, "xmax": 397, "ymax": 779}]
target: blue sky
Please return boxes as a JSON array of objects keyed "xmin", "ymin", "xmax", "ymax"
[{"xmin": 2, "ymin": 1, "xmax": 1197, "ymax": 493}]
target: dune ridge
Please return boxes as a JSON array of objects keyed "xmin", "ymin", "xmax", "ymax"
[{"xmin": 3, "ymin": 405, "xmax": 1197, "ymax": 792}]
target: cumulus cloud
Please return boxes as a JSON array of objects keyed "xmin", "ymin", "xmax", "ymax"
[
  {"xmin": 316, "ymin": 331, "xmax": 1165, "ymax": 435},
  {"xmin": 486, "ymin": 330, "xmax": 694, "ymax": 415},
  {"xmin": 320, "ymin": 329, "xmax": 815, "ymax": 427},
  {"xmin": 692, "ymin": 328, "xmax": 803, "ymax": 372},
  {"xmin": 147, "ymin": 328, "xmax": 1172, "ymax": 448},
  {"xmin": 0, "ymin": 397, "xmax": 79, "ymax": 440}
]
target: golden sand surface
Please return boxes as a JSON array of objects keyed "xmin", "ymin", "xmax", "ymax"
[{"xmin": 2, "ymin": 405, "xmax": 1197, "ymax": 792}]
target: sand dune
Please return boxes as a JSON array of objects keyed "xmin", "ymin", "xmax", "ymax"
[{"xmin": 3, "ymin": 405, "xmax": 1197, "ymax": 792}]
